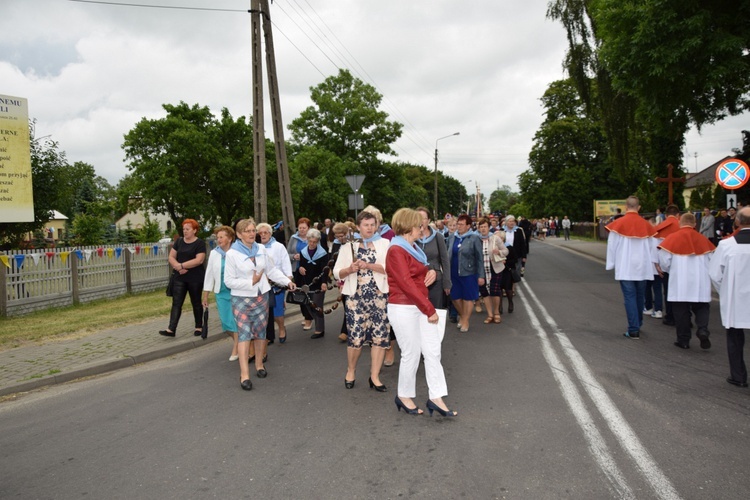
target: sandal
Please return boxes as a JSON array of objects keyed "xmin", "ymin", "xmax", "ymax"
[
  {"xmin": 483, "ymin": 316, "xmax": 493, "ymax": 324},
  {"xmin": 494, "ymin": 314, "xmax": 502, "ymax": 324}
]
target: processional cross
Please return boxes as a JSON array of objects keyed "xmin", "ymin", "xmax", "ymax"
[{"xmin": 655, "ymin": 163, "xmax": 686, "ymax": 205}]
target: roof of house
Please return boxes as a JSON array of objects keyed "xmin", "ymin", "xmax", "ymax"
[{"xmin": 685, "ymin": 156, "xmax": 733, "ymax": 188}]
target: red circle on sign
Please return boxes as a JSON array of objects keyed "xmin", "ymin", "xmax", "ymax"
[{"xmin": 715, "ymin": 158, "xmax": 749, "ymax": 190}]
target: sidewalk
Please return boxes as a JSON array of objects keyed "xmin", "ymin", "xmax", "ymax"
[
  {"xmin": 0, "ymin": 240, "xmax": 604, "ymax": 399},
  {"xmin": 0, "ymin": 297, "xmax": 327, "ymax": 398}
]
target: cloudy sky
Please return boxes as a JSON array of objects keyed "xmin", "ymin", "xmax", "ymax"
[{"xmin": 2, "ymin": 0, "xmax": 747, "ymax": 200}]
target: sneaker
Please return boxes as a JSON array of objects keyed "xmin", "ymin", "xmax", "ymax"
[
  {"xmin": 651, "ymin": 311, "xmax": 663, "ymax": 319},
  {"xmin": 623, "ymin": 332, "xmax": 640, "ymax": 339},
  {"xmin": 643, "ymin": 308, "xmax": 654, "ymax": 315}
]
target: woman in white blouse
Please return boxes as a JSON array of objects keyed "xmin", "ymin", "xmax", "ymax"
[{"xmin": 224, "ymin": 218, "xmax": 296, "ymax": 391}]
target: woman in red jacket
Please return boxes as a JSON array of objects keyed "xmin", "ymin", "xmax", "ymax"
[{"xmin": 386, "ymin": 208, "xmax": 457, "ymax": 417}]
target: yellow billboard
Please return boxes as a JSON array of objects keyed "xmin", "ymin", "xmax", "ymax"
[
  {"xmin": 0, "ymin": 94, "xmax": 33, "ymax": 222},
  {"xmin": 594, "ymin": 199, "xmax": 627, "ymax": 220}
]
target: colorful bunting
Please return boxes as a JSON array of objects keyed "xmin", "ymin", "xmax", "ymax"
[
  {"xmin": 13, "ymin": 254, "xmax": 25, "ymax": 269},
  {"xmin": 115, "ymin": 248, "xmax": 122, "ymax": 259},
  {"xmin": 60, "ymin": 251, "xmax": 70, "ymax": 264},
  {"xmin": 107, "ymin": 248, "xmax": 114, "ymax": 258},
  {"xmin": 0, "ymin": 255, "xmax": 9, "ymax": 269},
  {"xmin": 29, "ymin": 253, "xmax": 42, "ymax": 265}
]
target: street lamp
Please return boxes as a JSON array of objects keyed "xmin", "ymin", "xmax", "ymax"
[{"xmin": 434, "ymin": 132, "xmax": 460, "ymax": 219}]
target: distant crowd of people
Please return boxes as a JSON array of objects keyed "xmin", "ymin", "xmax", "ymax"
[
  {"xmin": 157, "ymin": 206, "xmax": 541, "ymax": 417},
  {"xmin": 606, "ymin": 197, "xmax": 750, "ymax": 388}
]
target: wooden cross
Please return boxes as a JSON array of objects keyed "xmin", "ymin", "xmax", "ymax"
[{"xmin": 655, "ymin": 163, "xmax": 686, "ymax": 206}]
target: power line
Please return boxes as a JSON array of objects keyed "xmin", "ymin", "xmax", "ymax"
[{"xmin": 68, "ymin": 0, "xmax": 245, "ymax": 13}]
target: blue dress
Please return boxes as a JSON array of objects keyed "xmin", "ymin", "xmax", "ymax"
[
  {"xmin": 217, "ymin": 258, "xmax": 238, "ymax": 333},
  {"xmin": 449, "ymin": 235, "xmax": 479, "ymax": 301}
]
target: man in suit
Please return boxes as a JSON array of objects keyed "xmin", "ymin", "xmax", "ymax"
[{"xmin": 709, "ymin": 206, "xmax": 750, "ymax": 387}]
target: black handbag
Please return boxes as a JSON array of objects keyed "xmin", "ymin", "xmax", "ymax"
[
  {"xmin": 201, "ymin": 308, "xmax": 209, "ymax": 339},
  {"xmin": 166, "ymin": 272, "xmax": 175, "ymax": 297},
  {"xmin": 285, "ymin": 290, "xmax": 310, "ymax": 305},
  {"xmin": 511, "ymin": 264, "xmax": 522, "ymax": 283}
]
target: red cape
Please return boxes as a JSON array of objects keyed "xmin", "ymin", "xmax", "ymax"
[
  {"xmin": 658, "ymin": 226, "xmax": 715, "ymax": 256},
  {"xmin": 606, "ymin": 212, "xmax": 656, "ymax": 238},
  {"xmin": 655, "ymin": 216, "xmax": 680, "ymax": 239}
]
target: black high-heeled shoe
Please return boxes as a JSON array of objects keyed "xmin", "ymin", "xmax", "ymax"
[
  {"xmin": 426, "ymin": 399, "xmax": 457, "ymax": 417},
  {"xmin": 368, "ymin": 377, "xmax": 387, "ymax": 392},
  {"xmin": 345, "ymin": 378, "xmax": 355, "ymax": 389},
  {"xmin": 395, "ymin": 396, "xmax": 422, "ymax": 415}
]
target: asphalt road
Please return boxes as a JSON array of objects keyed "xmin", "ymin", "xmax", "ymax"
[{"xmin": 1, "ymin": 241, "xmax": 749, "ymax": 499}]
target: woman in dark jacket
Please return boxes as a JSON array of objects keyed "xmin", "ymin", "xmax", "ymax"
[
  {"xmin": 501, "ymin": 215, "xmax": 527, "ymax": 313},
  {"xmin": 295, "ymin": 228, "xmax": 330, "ymax": 339}
]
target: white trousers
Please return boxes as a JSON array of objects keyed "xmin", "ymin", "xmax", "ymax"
[{"xmin": 387, "ymin": 304, "xmax": 448, "ymax": 400}]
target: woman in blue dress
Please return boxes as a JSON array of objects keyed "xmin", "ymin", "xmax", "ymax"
[
  {"xmin": 447, "ymin": 214, "xmax": 485, "ymax": 332},
  {"xmin": 202, "ymin": 226, "xmax": 239, "ymax": 360}
]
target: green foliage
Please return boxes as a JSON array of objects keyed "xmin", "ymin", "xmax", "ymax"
[
  {"xmin": 520, "ymin": 79, "xmax": 620, "ymax": 220},
  {"xmin": 488, "ymin": 185, "xmax": 519, "ymax": 214},
  {"xmin": 137, "ymin": 215, "xmax": 163, "ymax": 243},
  {"xmin": 122, "ymin": 102, "xmax": 254, "ymax": 231},
  {"xmin": 71, "ymin": 212, "xmax": 105, "ymax": 245},
  {"xmin": 289, "ymin": 146, "xmax": 350, "ymax": 221},
  {"xmin": 289, "ymin": 69, "xmax": 403, "ymax": 165}
]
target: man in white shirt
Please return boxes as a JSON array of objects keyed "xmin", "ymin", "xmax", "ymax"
[
  {"xmin": 709, "ymin": 206, "xmax": 750, "ymax": 388},
  {"xmin": 658, "ymin": 213, "xmax": 715, "ymax": 349},
  {"xmin": 606, "ymin": 196, "xmax": 658, "ymax": 338}
]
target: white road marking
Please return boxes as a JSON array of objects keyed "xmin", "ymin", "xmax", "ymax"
[
  {"xmin": 517, "ymin": 288, "xmax": 635, "ymax": 499},
  {"xmin": 521, "ymin": 283, "xmax": 682, "ymax": 500}
]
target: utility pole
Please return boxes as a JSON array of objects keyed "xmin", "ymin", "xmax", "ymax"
[
  {"xmin": 250, "ymin": 0, "xmax": 296, "ymax": 238},
  {"xmin": 251, "ymin": 0, "xmax": 266, "ymax": 223}
]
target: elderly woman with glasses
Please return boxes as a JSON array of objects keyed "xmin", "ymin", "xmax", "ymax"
[
  {"xmin": 333, "ymin": 211, "xmax": 390, "ymax": 390},
  {"xmin": 295, "ymin": 227, "xmax": 330, "ymax": 339},
  {"xmin": 447, "ymin": 214, "xmax": 485, "ymax": 332},
  {"xmin": 257, "ymin": 222, "xmax": 294, "ymax": 344},
  {"xmin": 225, "ymin": 218, "xmax": 296, "ymax": 391}
]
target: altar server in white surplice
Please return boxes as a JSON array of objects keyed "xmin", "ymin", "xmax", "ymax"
[
  {"xmin": 657, "ymin": 213, "xmax": 715, "ymax": 350},
  {"xmin": 709, "ymin": 206, "xmax": 750, "ymax": 388}
]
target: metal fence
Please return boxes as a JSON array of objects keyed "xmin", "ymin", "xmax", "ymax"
[{"xmin": 0, "ymin": 242, "xmax": 187, "ymax": 317}]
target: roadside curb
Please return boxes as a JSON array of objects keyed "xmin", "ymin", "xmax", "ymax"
[{"xmin": 0, "ymin": 294, "xmax": 341, "ymax": 398}]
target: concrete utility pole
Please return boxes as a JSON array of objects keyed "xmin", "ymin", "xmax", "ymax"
[{"xmin": 251, "ymin": 0, "xmax": 296, "ymax": 238}]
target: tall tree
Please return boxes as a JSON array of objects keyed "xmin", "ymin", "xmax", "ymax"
[
  {"xmin": 289, "ymin": 69, "xmax": 403, "ymax": 165},
  {"xmin": 122, "ymin": 102, "xmax": 256, "ymax": 230}
]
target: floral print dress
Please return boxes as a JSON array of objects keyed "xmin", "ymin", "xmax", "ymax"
[{"xmin": 344, "ymin": 246, "xmax": 390, "ymax": 349}]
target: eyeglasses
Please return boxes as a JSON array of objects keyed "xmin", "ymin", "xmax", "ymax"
[{"xmin": 243, "ymin": 228, "xmax": 256, "ymax": 233}]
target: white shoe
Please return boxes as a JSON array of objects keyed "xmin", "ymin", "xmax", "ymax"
[
  {"xmin": 651, "ymin": 311, "xmax": 663, "ymax": 319},
  {"xmin": 229, "ymin": 354, "xmax": 239, "ymax": 361},
  {"xmin": 643, "ymin": 308, "xmax": 654, "ymax": 315}
]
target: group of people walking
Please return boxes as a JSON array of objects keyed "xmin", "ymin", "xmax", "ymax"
[
  {"xmin": 606, "ymin": 196, "xmax": 750, "ymax": 388},
  {"xmin": 158, "ymin": 206, "xmax": 530, "ymax": 417}
]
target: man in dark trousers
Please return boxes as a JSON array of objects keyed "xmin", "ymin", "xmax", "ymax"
[{"xmin": 710, "ymin": 207, "xmax": 750, "ymax": 387}]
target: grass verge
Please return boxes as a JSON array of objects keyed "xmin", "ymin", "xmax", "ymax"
[{"xmin": 0, "ymin": 291, "xmax": 177, "ymax": 351}]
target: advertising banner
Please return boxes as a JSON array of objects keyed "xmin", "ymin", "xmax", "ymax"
[{"xmin": 0, "ymin": 94, "xmax": 34, "ymax": 222}]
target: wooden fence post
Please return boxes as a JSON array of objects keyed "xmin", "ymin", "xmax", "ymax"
[
  {"xmin": 124, "ymin": 248, "xmax": 132, "ymax": 294},
  {"xmin": 0, "ymin": 260, "xmax": 7, "ymax": 317},
  {"xmin": 70, "ymin": 253, "xmax": 80, "ymax": 305}
]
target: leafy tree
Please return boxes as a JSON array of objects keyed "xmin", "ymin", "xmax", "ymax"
[
  {"xmin": 71, "ymin": 212, "xmax": 105, "ymax": 245},
  {"xmin": 289, "ymin": 146, "xmax": 350, "ymax": 221},
  {"xmin": 289, "ymin": 69, "xmax": 403, "ymax": 165},
  {"xmin": 0, "ymin": 123, "xmax": 65, "ymax": 248},
  {"xmin": 136, "ymin": 214, "xmax": 163, "ymax": 243},
  {"xmin": 122, "ymin": 102, "xmax": 256, "ymax": 232},
  {"xmin": 488, "ymin": 185, "xmax": 520, "ymax": 214},
  {"xmin": 520, "ymin": 79, "xmax": 618, "ymax": 220}
]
